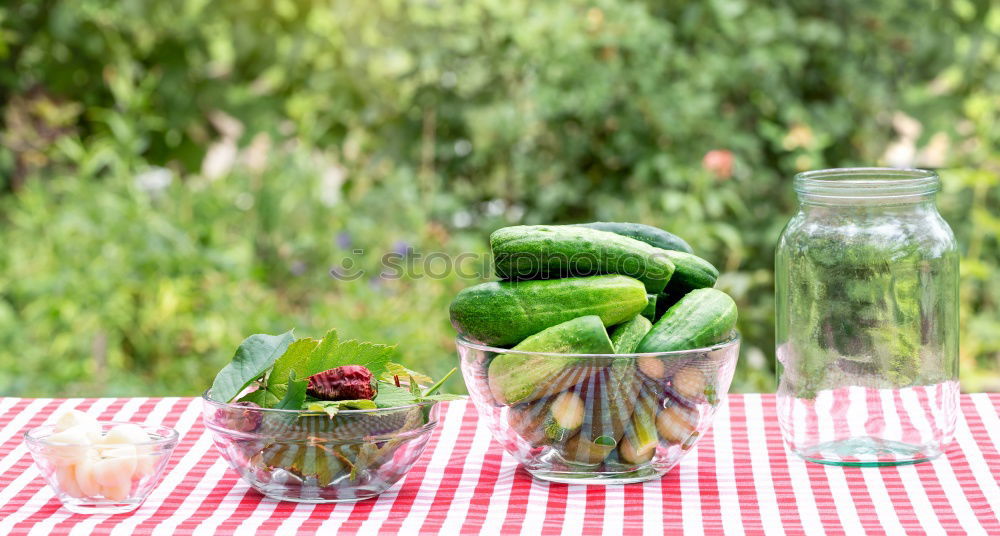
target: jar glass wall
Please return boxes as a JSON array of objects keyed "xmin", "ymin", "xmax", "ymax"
[{"xmin": 775, "ymin": 168, "xmax": 959, "ymax": 466}]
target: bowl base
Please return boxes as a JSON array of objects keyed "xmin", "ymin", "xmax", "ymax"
[
  {"xmin": 526, "ymin": 464, "xmax": 666, "ymax": 485},
  {"xmin": 59, "ymin": 498, "xmax": 143, "ymax": 514},
  {"xmin": 259, "ymin": 492, "xmax": 377, "ymax": 503},
  {"xmin": 793, "ymin": 436, "xmax": 942, "ymax": 467}
]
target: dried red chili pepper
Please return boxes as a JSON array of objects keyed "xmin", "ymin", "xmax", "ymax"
[{"xmin": 307, "ymin": 365, "xmax": 376, "ymax": 401}]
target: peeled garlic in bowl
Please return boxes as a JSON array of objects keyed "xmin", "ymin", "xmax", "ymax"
[
  {"xmin": 41, "ymin": 412, "xmax": 156, "ymax": 502},
  {"xmin": 26, "ymin": 414, "xmax": 178, "ymax": 513}
]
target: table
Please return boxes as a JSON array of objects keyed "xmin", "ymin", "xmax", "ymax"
[{"xmin": 0, "ymin": 395, "xmax": 997, "ymax": 535}]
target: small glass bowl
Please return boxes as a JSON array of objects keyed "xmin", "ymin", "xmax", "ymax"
[
  {"xmin": 458, "ymin": 333, "xmax": 740, "ymax": 484},
  {"xmin": 24, "ymin": 422, "xmax": 179, "ymax": 514},
  {"xmin": 202, "ymin": 392, "xmax": 440, "ymax": 503}
]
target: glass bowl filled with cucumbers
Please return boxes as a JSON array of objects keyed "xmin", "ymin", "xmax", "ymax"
[{"xmin": 452, "ymin": 222, "xmax": 740, "ymax": 484}]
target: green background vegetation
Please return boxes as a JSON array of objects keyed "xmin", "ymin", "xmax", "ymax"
[{"xmin": 1, "ymin": 0, "xmax": 997, "ymax": 396}]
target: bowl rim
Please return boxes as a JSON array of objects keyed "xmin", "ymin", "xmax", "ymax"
[
  {"xmin": 200, "ymin": 389, "xmax": 441, "ymax": 415},
  {"xmin": 24, "ymin": 421, "xmax": 180, "ymax": 448},
  {"xmin": 456, "ymin": 331, "xmax": 740, "ymax": 357}
]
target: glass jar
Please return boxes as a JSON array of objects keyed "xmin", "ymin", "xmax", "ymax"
[{"xmin": 775, "ymin": 168, "xmax": 958, "ymax": 466}]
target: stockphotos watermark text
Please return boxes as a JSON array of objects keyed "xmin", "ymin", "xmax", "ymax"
[{"xmin": 329, "ymin": 248, "xmax": 670, "ymax": 281}]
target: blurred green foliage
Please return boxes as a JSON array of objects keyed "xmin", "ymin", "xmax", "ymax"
[{"xmin": 0, "ymin": 0, "xmax": 997, "ymax": 396}]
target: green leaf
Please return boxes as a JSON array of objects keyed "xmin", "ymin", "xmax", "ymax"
[
  {"xmin": 305, "ymin": 399, "xmax": 378, "ymax": 417},
  {"xmin": 210, "ymin": 331, "xmax": 295, "ymax": 402},
  {"xmin": 266, "ymin": 337, "xmax": 320, "ymax": 401},
  {"xmin": 270, "ymin": 338, "xmax": 321, "ymax": 388},
  {"xmin": 370, "ymin": 369, "xmax": 462, "ymax": 408},
  {"xmin": 379, "ymin": 362, "xmax": 432, "ymax": 385},
  {"xmin": 274, "ymin": 371, "xmax": 308, "ymax": 410},
  {"xmin": 321, "ymin": 339, "xmax": 394, "ymax": 378},
  {"xmin": 373, "ymin": 383, "xmax": 417, "ymax": 408},
  {"xmin": 236, "ymin": 388, "xmax": 279, "ymax": 407},
  {"xmin": 309, "ymin": 329, "xmax": 340, "ymax": 368}
]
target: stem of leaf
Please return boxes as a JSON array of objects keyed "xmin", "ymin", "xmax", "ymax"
[{"xmin": 422, "ymin": 367, "xmax": 456, "ymax": 397}]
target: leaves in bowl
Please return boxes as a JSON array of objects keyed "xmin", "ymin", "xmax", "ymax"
[{"xmin": 212, "ymin": 327, "xmax": 462, "ymax": 411}]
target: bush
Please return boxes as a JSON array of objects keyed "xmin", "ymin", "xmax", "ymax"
[{"xmin": 0, "ymin": 0, "xmax": 997, "ymax": 395}]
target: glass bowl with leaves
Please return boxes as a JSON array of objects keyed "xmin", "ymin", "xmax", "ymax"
[{"xmin": 202, "ymin": 329, "xmax": 461, "ymax": 503}]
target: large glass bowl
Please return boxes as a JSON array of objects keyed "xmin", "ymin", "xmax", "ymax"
[
  {"xmin": 458, "ymin": 333, "xmax": 740, "ymax": 484},
  {"xmin": 202, "ymin": 392, "xmax": 439, "ymax": 502}
]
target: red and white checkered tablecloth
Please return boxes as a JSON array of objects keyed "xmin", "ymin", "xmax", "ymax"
[{"xmin": 0, "ymin": 395, "xmax": 997, "ymax": 535}]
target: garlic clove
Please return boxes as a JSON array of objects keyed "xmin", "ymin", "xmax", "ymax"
[
  {"xmin": 96, "ymin": 442, "xmax": 138, "ymax": 458},
  {"xmin": 47, "ymin": 450, "xmax": 81, "ymax": 468},
  {"xmin": 134, "ymin": 454, "xmax": 159, "ymax": 480},
  {"xmin": 54, "ymin": 410, "xmax": 100, "ymax": 433},
  {"xmin": 92, "ymin": 446, "xmax": 138, "ymax": 489},
  {"xmin": 100, "ymin": 423, "xmax": 149, "ymax": 446},
  {"xmin": 53, "ymin": 410, "xmax": 102, "ymax": 441},
  {"xmin": 103, "ymin": 444, "xmax": 138, "ymax": 459},
  {"xmin": 100, "ymin": 480, "xmax": 131, "ymax": 502},
  {"xmin": 46, "ymin": 426, "xmax": 94, "ymax": 465},
  {"xmin": 47, "ymin": 426, "xmax": 91, "ymax": 445},
  {"xmin": 74, "ymin": 457, "xmax": 102, "ymax": 497},
  {"xmin": 55, "ymin": 464, "xmax": 84, "ymax": 498}
]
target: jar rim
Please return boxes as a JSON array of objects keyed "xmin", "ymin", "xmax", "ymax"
[{"xmin": 794, "ymin": 167, "xmax": 939, "ymax": 200}]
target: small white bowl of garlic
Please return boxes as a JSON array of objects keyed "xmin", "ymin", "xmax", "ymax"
[{"xmin": 24, "ymin": 410, "xmax": 179, "ymax": 514}]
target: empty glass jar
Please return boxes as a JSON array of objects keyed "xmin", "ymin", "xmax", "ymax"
[{"xmin": 775, "ymin": 168, "xmax": 958, "ymax": 466}]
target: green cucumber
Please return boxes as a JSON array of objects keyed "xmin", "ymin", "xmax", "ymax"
[
  {"xmin": 571, "ymin": 357, "xmax": 638, "ymax": 452},
  {"xmin": 491, "ymin": 225, "xmax": 676, "ymax": 293},
  {"xmin": 450, "ymin": 275, "xmax": 648, "ymax": 347},
  {"xmin": 487, "ymin": 316, "xmax": 615, "ymax": 405},
  {"xmin": 609, "ymin": 315, "xmax": 652, "ymax": 353},
  {"xmin": 600, "ymin": 360, "xmax": 640, "ymax": 440},
  {"xmin": 657, "ymin": 404, "xmax": 698, "ymax": 444},
  {"xmin": 561, "ymin": 434, "xmax": 617, "ymax": 465},
  {"xmin": 577, "ymin": 221, "xmax": 694, "ymax": 253},
  {"xmin": 544, "ymin": 391, "xmax": 585, "ymax": 441},
  {"xmin": 576, "ymin": 222, "xmax": 694, "ymax": 253},
  {"xmin": 573, "ymin": 222, "xmax": 717, "ymax": 295},
  {"xmin": 654, "ymin": 289, "xmax": 684, "ymax": 321},
  {"xmin": 506, "ymin": 399, "xmax": 553, "ymax": 445},
  {"xmin": 622, "ymin": 387, "xmax": 659, "ymax": 464},
  {"xmin": 636, "ymin": 288, "xmax": 738, "ymax": 353},
  {"xmin": 660, "ymin": 250, "xmax": 719, "ymax": 294},
  {"xmin": 641, "ymin": 294, "xmax": 657, "ymax": 321}
]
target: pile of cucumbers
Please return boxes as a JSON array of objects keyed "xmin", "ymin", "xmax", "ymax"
[{"xmin": 450, "ymin": 222, "xmax": 738, "ymax": 467}]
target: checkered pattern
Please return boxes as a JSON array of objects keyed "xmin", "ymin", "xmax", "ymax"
[{"xmin": 1, "ymin": 395, "xmax": 997, "ymax": 535}]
